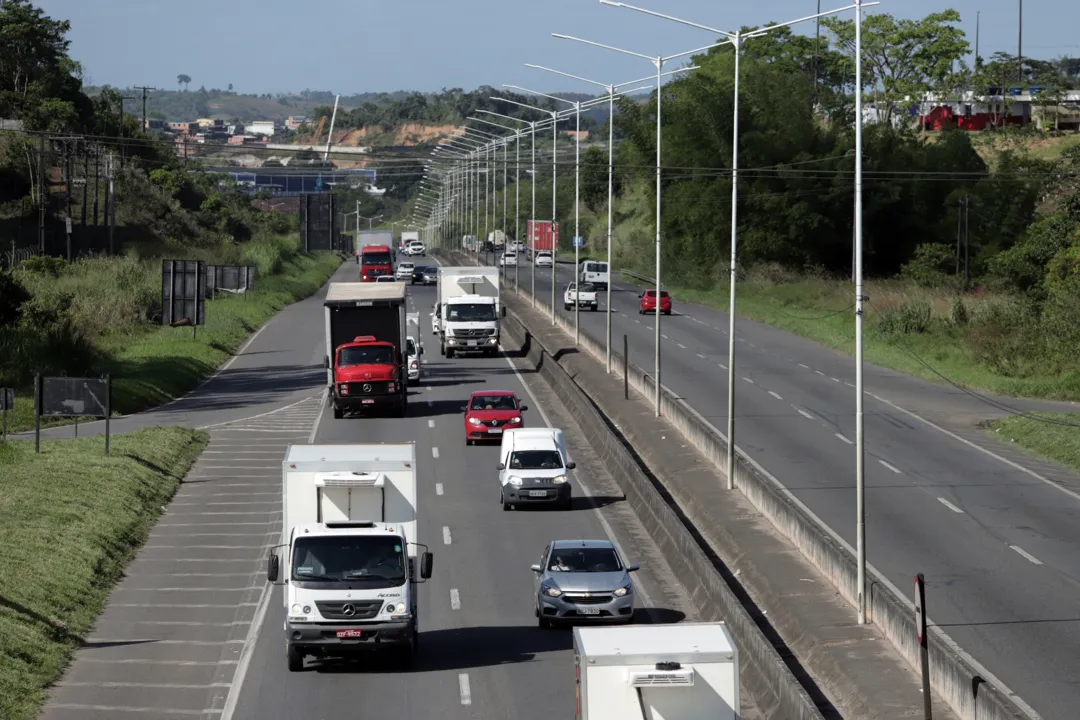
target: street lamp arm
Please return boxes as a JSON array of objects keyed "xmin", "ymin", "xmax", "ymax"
[
  {"xmin": 475, "ymin": 109, "xmax": 528, "ymax": 125},
  {"xmin": 551, "ymin": 33, "xmax": 654, "ymax": 61},
  {"xmin": 503, "ymin": 84, "xmax": 575, "ymax": 107},
  {"xmin": 741, "ymin": 2, "xmax": 880, "ymax": 39},
  {"xmin": 525, "ymin": 63, "xmax": 612, "ymax": 91},
  {"xmin": 468, "ymin": 116, "xmax": 524, "ymax": 136},
  {"xmin": 665, "ymin": 39, "xmax": 735, "ymax": 62},
  {"xmin": 599, "ymin": 0, "xmax": 735, "ymax": 38},
  {"xmin": 490, "ymin": 95, "xmax": 561, "ymax": 119}
]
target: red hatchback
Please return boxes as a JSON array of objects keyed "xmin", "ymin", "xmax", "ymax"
[
  {"xmin": 639, "ymin": 289, "xmax": 672, "ymax": 315},
  {"xmin": 462, "ymin": 391, "xmax": 528, "ymax": 445}
]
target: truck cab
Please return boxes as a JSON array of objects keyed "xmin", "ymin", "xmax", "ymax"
[
  {"xmin": 359, "ymin": 244, "xmax": 394, "ymax": 281},
  {"xmin": 268, "ymin": 443, "xmax": 434, "ymax": 672},
  {"xmin": 437, "ymin": 267, "xmax": 502, "ymax": 359},
  {"xmin": 324, "ymin": 282, "xmax": 408, "ymax": 418}
]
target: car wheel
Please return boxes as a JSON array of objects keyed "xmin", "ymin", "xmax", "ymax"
[
  {"xmin": 502, "ymin": 492, "xmax": 511, "ymax": 512},
  {"xmin": 286, "ymin": 643, "xmax": 304, "ymax": 672},
  {"xmin": 467, "ymin": 438, "xmax": 473, "ymax": 446},
  {"xmin": 538, "ymin": 615, "xmax": 551, "ymax": 629},
  {"xmin": 591, "ymin": 304, "xmax": 598, "ymax": 312},
  {"xmin": 664, "ymin": 309, "xmax": 671, "ymax": 315}
]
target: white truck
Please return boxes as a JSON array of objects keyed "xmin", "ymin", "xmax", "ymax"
[
  {"xmin": 573, "ymin": 622, "xmax": 739, "ymax": 720},
  {"xmin": 267, "ymin": 443, "xmax": 433, "ymax": 672},
  {"xmin": 400, "ymin": 230, "xmax": 420, "ymax": 247},
  {"xmin": 436, "ymin": 266, "xmax": 502, "ymax": 359}
]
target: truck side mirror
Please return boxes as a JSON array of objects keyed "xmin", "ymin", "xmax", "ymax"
[
  {"xmin": 420, "ymin": 552, "xmax": 434, "ymax": 579},
  {"xmin": 323, "ymin": 355, "xmax": 329, "ymax": 369},
  {"xmin": 501, "ymin": 306, "xmax": 507, "ymax": 318},
  {"xmin": 497, "ymin": 462, "xmax": 506, "ymax": 470},
  {"xmin": 566, "ymin": 461, "xmax": 576, "ymax": 470},
  {"xmin": 420, "ymin": 346, "xmax": 424, "ymax": 356},
  {"xmin": 267, "ymin": 551, "xmax": 279, "ymax": 583}
]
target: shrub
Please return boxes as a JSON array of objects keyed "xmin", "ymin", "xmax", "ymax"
[
  {"xmin": 877, "ymin": 297, "xmax": 934, "ymax": 336},
  {"xmin": 900, "ymin": 243, "xmax": 957, "ymax": 288},
  {"xmin": 0, "ymin": 270, "xmax": 30, "ymax": 327}
]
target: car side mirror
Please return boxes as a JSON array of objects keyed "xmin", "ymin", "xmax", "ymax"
[
  {"xmin": 267, "ymin": 551, "xmax": 280, "ymax": 583},
  {"xmin": 461, "ymin": 405, "xmax": 468, "ymax": 413},
  {"xmin": 520, "ymin": 405, "xmax": 528, "ymax": 411},
  {"xmin": 530, "ymin": 564, "xmax": 542, "ymax": 573},
  {"xmin": 566, "ymin": 461, "xmax": 576, "ymax": 470},
  {"xmin": 627, "ymin": 563, "xmax": 641, "ymax": 573},
  {"xmin": 420, "ymin": 552, "xmax": 434, "ymax": 579},
  {"xmin": 497, "ymin": 462, "xmax": 506, "ymax": 470}
]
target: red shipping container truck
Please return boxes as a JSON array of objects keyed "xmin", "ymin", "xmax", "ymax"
[{"xmin": 526, "ymin": 220, "xmax": 559, "ymax": 260}]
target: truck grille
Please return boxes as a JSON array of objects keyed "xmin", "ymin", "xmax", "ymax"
[
  {"xmin": 562, "ymin": 594, "xmax": 612, "ymax": 605},
  {"xmin": 453, "ymin": 328, "xmax": 494, "ymax": 338},
  {"xmin": 345, "ymin": 381, "xmax": 390, "ymax": 395},
  {"xmin": 315, "ymin": 600, "xmax": 382, "ymax": 620}
]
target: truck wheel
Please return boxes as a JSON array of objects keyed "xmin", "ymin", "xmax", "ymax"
[
  {"xmin": 446, "ymin": 348, "xmax": 455, "ymax": 359},
  {"xmin": 287, "ymin": 643, "xmax": 304, "ymax": 672},
  {"xmin": 333, "ymin": 406, "xmax": 343, "ymax": 420}
]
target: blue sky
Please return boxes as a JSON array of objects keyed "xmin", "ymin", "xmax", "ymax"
[{"xmin": 36, "ymin": 0, "xmax": 1078, "ymax": 95}]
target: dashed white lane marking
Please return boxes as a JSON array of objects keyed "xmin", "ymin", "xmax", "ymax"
[
  {"xmin": 938, "ymin": 497, "xmax": 964, "ymax": 513},
  {"xmin": 442, "ymin": 526, "xmax": 452, "ymax": 545},
  {"xmin": 835, "ymin": 433, "xmax": 854, "ymax": 445},
  {"xmin": 816, "ymin": 370, "xmax": 825, "ymax": 376},
  {"xmin": 845, "ymin": 381, "xmax": 856, "ymax": 388},
  {"xmin": 718, "ymin": 363, "xmax": 727, "ymax": 370},
  {"xmin": 662, "ymin": 334, "xmax": 669, "ymax": 339},
  {"xmin": 676, "ymin": 342, "xmax": 687, "ymax": 349},
  {"xmin": 428, "ymin": 419, "xmax": 435, "ymax": 428},
  {"xmin": 635, "ymin": 319, "xmax": 641, "ymax": 324},
  {"xmin": 436, "ymin": 483, "xmax": 444, "ymax": 496},
  {"xmin": 879, "ymin": 460, "xmax": 902, "ymax": 474},
  {"xmin": 696, "ymin": 353, "xmax": 707, "ymax": 359},
  {"xmin": 1010, "ymin": 545, "xmax": 1043, "ymax": 565},
  {"xmin": 450, "ymin": 588, "xmax": 461, "ymax": 610},
  {"xmin": 768, "ymin": 390, "xmax": 783, "ymax": 400},
  {"xmin": 798, "ymin": 363, "xmax": 810, "ymax": 369},
  {"xmin": 796, "ymin": 408, "xmax": 815, "ymax": 420},
  {"xmin": 432, "ymin": 447, "xmax": 440, "ymax": 458},
  {"xmin": 459, "ymin": 673, "xmax": 472, "ymax": 705},
  {"xmin": 831, "ymin": 377, "xmax": 841, "ymax": 383},
  {"xmin": 742, "ymin": 377, "xmax": 755, "ymax": 384}
]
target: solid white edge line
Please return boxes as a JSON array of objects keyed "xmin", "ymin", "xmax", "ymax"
[
  {"xmin": 458, "ymin": 673, "xmax": 472, "ymax": 705},
  {"xmin": 499, "ymin": 348, "xmax": 657, "ymax": 613},
  {"xmin": 1009, "ymin": 545, "xmax": 1043, "ymax": 565},
  {"xmin": 937, "ymin": 497, "xmax": 965, "ymax": 514}
]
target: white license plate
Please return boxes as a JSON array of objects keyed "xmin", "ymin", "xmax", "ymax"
[
  {"xmin": 466, "ymin": 340, "xmax": 478, "ymax": 346},
  {"xmin": 335, "ymin": 629, "xmax": 363, "ymax": 638},
  {"xmin": 577, "ymin": 606, "xmax": 600, "ymax": 615},
  {"xmin": 487, "ymin": 427, "xmax": 503, "ymax": 434},
  {"xmin": 361, "ymin": 399, "xmax": 374, "ymax": 405},
  {"xmin": 529, "ymin": 490, "xmax": 547, "ymax": 498}
]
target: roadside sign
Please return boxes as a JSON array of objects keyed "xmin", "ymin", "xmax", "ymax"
[
  {"xmin": 573, "ymin": 236, "xmax": 584, "ymax": 247},
  {"xmin": 0, "ymin": 388, "xmax": 13, "ymax": 410}
]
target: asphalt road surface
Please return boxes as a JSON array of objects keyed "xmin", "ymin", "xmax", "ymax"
[
  {"xmin": 505, "ymin": 256, "xmax": 1080, "ymax": 720},
  {"xmin": 39, "ymin": 264, "xmax": 706, "ymax": 720}
]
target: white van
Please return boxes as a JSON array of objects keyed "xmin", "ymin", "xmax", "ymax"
[
  {"xmin": 496, "ymin": 428, "xmax": 576, "ymax": 511},
  {"xmin": 579, "ymin": 260, "xmax": 610, "ymax": 290}
]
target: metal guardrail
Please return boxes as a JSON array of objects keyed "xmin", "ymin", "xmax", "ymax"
[
  {"xmin": 619, "ymin": 268, "xmax": 666, "ymax": 290},
  {"xmin": 1, "ymin": 245, "xmax": 40, "ymax": 270}
]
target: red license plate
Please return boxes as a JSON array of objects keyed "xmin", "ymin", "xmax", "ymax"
[{"xmin": 335, "ymin": 629, "xmax": 363, "ymax": 639}]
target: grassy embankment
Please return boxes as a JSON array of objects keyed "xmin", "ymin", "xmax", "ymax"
[
  {"xmin": 0, "ymin": 427, "xmax": 208, "ymax": 720},
  {"xmin": 1, "ymin": 232, "xmax": 344, "ymax": 433}
]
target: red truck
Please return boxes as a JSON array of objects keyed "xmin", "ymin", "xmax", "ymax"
[
  {"xmin": 359, "ymin": 244, "xmax": 394, "ymax": 282},
  {"xmin": 324, "ymin": 282, "xmax": 408, "ymax": 418},
  {"xmin": 526, "ymin": 220, "xmax": 559, "ymax": 261}
]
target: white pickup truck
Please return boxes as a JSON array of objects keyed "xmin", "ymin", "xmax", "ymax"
[{"xmin": 564, "ymin": 282, "xmax": 599, "ymax": 312}]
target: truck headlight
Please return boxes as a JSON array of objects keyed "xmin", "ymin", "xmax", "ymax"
[
  {"xmin": 290, "ymin": 603, "xmax": 312, "ymax": 616},
  {"xmin": 613, "ymin": 584, "xmax": 632, "ymax": 597},
  {"xmin": 338, "ymin": 383, "xmax": 348, "ymax": 395},
  {"xmin": 507, "ymin": 476, "xmax": 523, "ymax": 486},
  {"xmin": 488, "ymin": 337, "xmax": 498, "ymax": 344},
  {"xmin": 552, "ymin": 475, "xmax": 568, "ymax": 484}
]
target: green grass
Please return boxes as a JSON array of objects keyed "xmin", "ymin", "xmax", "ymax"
[
  {"xmin": 0, "ymin": 427, "xmax": 208, "ymax": 720},
  {"xmin": 2, "ymin": 243, "xmax": 344, "ymax": 433},
  {"xmin": 987, "ymin": 414, "xmax": 1080, "ymax": 473},
  {"xmin": 618, "ymin": 269, "xmax": 1080, "ymax": 402}
]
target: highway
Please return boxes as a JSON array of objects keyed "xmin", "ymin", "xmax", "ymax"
[
  {"xmin": 509, "ymin": 256, "xmax": 1080, "ymax": 719},
  {"xmin": 225, "ymin": 278, "xmax": 705, "ymax": 719}
]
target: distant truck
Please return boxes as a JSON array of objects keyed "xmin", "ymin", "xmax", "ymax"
[
  {"xmin": 527, "ymin": 220, "xmax": 559, "ymax": 261},
  {"xmin": 436, "ymin": 266, "xmax": 501, "ymax": 358},
  {"xmin": 268, "ymin": 442, "xmax": 433, "ymax": 672},
  {"xmin": 324, "ymin": 282, "xmax": 408, "ymax": 418},
  {"xmin": 401, "ymin": 230, "xmax": 420, "ymax": 246},
  {"xmin": 573, "ymin": 622, "xmax": 739, "ymax": 720},
  {"xmin": 357, "ymin": 229, "xmax": 394, "ymax": 281},
  {"xmin": 488, "ymin": 229, "xmax": 506, "ymax": 250}
]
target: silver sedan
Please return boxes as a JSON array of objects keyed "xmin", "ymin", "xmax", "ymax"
[{"xmin": 531, "ymin": 539, "xmax": 639, "ymax": 628}]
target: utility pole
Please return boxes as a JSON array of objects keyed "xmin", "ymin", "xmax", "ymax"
[
  {"xmin": 975, "ymin": 12, "xmax": 980, "ymax": 67},
  {"xmin": 118, "ymin": 94, "xmax": 137, "ymax": 165},
  {"xmin": 107, "ymin": 153, "xmax": 117, "ymax": 255},
  {"xmin": 964, "ymin": 196, "xmax": 970, "ymax": 289},
  {"xmin": 1017, "ymin": 0, "xmax": 1024, "ymax": 84},
  {"xmin": 133, "ymin": 86, "xmax": 158, "ymax": 132},
  {"xmin": 93, "ymin": 145, "xmax": 100, "ymax": 227},
  {"xmin": 38, "ymin": 135, "xmax": 46, "ymax": 254},
  {"xmin": 81, "ymin": 142, "xmax": 89, "ymax": 229}
]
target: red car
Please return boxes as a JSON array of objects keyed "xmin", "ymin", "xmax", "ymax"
[
  {"xmin": 462, "ymin": 391, "xmax": 528, "ymax": 445},
  {"xmin": 638, "ymin": 289, "xmax": 672, "ymax": 315}
]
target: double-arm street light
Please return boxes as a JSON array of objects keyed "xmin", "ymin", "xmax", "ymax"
[
  {"xmin": 524, "ymin": 62, "xmax": 698, "ymax": 373},
  {"xmin": 552, "ymin": 33, "xmax": 734, "ymax": 417},
  {"xmin": 599, "ymin": 0, "xmax": 876, "ymax": 626},
  {"xmin": 469, "ymin": 115, "xmax": 525, "ymax": 289}
]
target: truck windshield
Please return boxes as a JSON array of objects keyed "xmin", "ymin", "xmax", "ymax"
[
  {"xmin": 447, "ymin": 303, "xmax": 496, "ymax": 322},
  {"xmin": 406, "ymin": 338, "xmax": 416, "ymax": 356},
  {"xmin": 292, "ymin": 535, "xmax": 407, "ymax": 587},
  {"xmin": 338, "ymin": 345, "xmax": 394, "ymax": 366},
  {"xmin": 362, "ymin": 252, "xmax": 392, "ymax": 265},
  {"xmin": 508, "ymin": 449, "xmax": 563, "ymax": 470}
]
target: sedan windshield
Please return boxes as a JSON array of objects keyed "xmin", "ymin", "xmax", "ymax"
[
  {"xmin": 339, "ymin": 345, "xmax": 394, "ymax": 366},
  {"xmin": 292, "ymin": 535, "xmax": 406, "ymax": 587},
  {"xmin": 509, "ymin": 449, "xmax": 563, "ymax": 470},
  {"xmin": 548, "ymin": 547, "xmax": 621, "ymax": 572},
  {"xmin": 471, "ymin": 394, "xmax": 518, "ymax": 411},
  {"xmin": 447, "ymin": 303, "xmax": 496, "ymax": 322}
]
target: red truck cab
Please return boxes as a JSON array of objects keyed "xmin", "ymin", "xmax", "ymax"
[
  {"xmin": 331, "ymin": 336, "xmax": 402, "ymax": 418},
  {"xmin": 360, "ymin": 245, "xmax": 393, "ymax": 281}
]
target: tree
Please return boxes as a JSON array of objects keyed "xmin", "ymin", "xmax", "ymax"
[
  {"xmin": 822, "ymin": 10, "xmax": 970, "ymax": 126},
  {"xmin": 227, "ymin": 82, "xmax": 233, "ymax": 91},
  {"xmin": 176, "ymin": 73, "xmax": 191, "ymax": 91}
]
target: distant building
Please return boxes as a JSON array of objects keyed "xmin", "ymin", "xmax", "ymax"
[
  {"xmin": 565, "ymin": 130, "xmax": 590, "ymax": 141},
  {"xmin": 286, "ymin": 115, "xmax": 309, "ymax": 130},
  {"xmin": 247, "ymin": 121, "xmax": 276, "ymax": 137},
  {"xmin": 0, "ymin": 118, "xmax": 25, "ymax": 130},
  {"xmin": 168, "ymin": 121, "xmax": 199, "ymax": 135}
]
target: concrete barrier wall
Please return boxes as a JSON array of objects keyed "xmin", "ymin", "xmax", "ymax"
[
  {"xmin": 496, "ymin": 300, "xmax": 826, "ymax": 720},
  {"xmin": 436, "ymin": 252, "xmax": 1036, "ymax": 720}
]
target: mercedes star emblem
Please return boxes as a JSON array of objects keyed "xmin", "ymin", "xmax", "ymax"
[
  {"xmin": 362, "ymin": 383, "xmax": 372, "ymax": 392},
  {"xmin": 342, "ymin": 604, "xmax": 356, "ymax": 616}
]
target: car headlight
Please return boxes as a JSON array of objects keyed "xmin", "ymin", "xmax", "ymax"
[
  {"xmin": 507, "ymin": 417, "xmax": 521, "ymax": 424},
  {"xmin": 468, "ymin": 417, "xmax": 482, "ymax": 425},
  {"xmin": 507, "ymin": 475, "xmax": 523, "ymax": 486},
  {"xmin": 541, "ymin": 583, "xmax": 562, "ymax": 598},
  {"xmin": 552, "ymin": 475, "xmax": 568, "ymax": 484},
  {"xmin": 613, "ymin": 583, "xmax": 632, "ymax": 597}
]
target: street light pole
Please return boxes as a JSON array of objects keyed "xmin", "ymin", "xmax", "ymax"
[{"xmin": 854, "ymin": 0, "xmax": 867, "ymax": 627}]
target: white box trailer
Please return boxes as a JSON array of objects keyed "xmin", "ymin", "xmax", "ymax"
[
  {"xmin": 573, "ymin": 622, "xmax": 739, "ymax": 720},
  {"xmin": 436, "ymin": 266, "xmax": 502, "ymax": 358},
  {"xmin": 269, "ymin": 443, "xmax": 433, "ymax": 671}
]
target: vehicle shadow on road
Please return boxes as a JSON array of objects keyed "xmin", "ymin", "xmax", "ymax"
[{"xmin": 405, "ymin": 400, "xmax": 467, "ymax": 418}]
